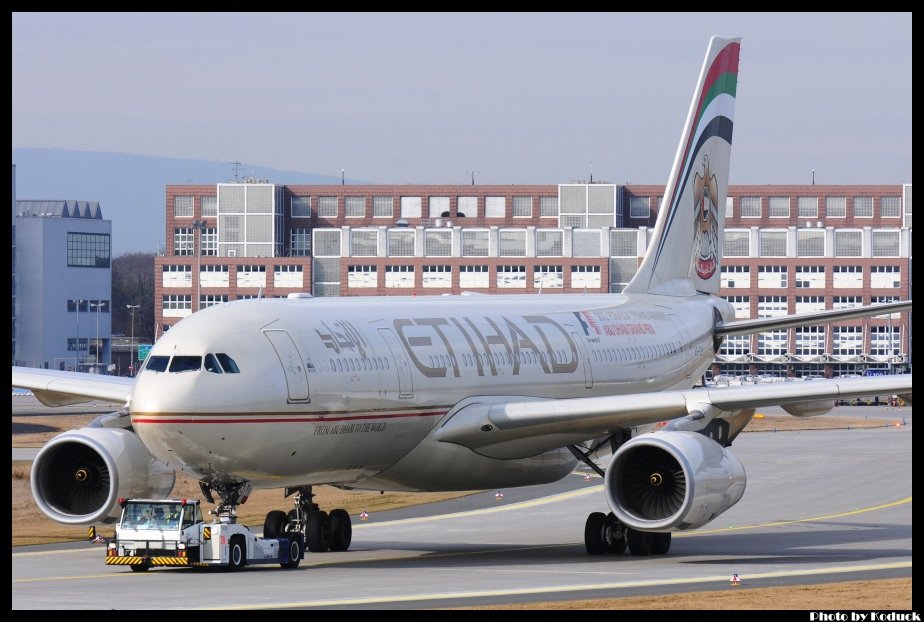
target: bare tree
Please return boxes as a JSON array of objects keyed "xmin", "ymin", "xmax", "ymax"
[{"xmin": 111, "ymin": 252, "xmax": 155, "ymax": 343}]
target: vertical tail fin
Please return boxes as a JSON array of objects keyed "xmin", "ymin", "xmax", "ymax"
[{"xmin": 624, "ymin": 36, "xmax": 740, "ymax": 296}]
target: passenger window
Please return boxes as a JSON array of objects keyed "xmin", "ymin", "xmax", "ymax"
[
  {"xmin": 204, "ymin": 353, "xmax": 223, "ymax": 373},
  {"xmin": 145, "ymin": 355, "xmax": 170, "ymax": 373},
  {"xmin": 170, "ymin": 356, "xmax": 202, "ymax": 373},
  {"xmin": 215, "ymin": 353, "xmax": 240, "ymax": 373}
]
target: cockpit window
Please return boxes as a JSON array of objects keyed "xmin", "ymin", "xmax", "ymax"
[
  {"xmin": 215, "ymin": 353, "xmax": 240, "ymax": 373},
  {"xmin": 169, "ymin": 356, "xmax": 202, "ymax": 373},
  {"xmin": 204, "ymin": 353, "xmax": 223, "ymax": 374},
  {"xmin": 145, "ymin": 356, "xmax": 170, "ymax": 373}
]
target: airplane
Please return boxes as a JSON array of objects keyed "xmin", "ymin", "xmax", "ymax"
[{"xmin": 13, "ymin": 36, "xmax": 912, "ymax": 560}]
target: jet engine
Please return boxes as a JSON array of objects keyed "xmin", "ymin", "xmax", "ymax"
[
  {"xmin": 31, "ymin": 427, "xmax": 175, "ymax": 525},
  {"xmin": 604, "ymin": 430, "xmax": 745, "ymax": 531}
]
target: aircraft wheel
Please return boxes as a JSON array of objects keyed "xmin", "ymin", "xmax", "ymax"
[
  {"xmin": 305, "ymin": 511, "xmax": 331, "ymax": 552},
  {"xmin": 626, "ymin": 528, "xmax": 653, "ymax": 556},
  {"xmin": 651, "ymin": 532, "xmax": 672, "ymax": 555},
  {"xmin": 604, "ymin": 512, "xmax": 627, "ymax": 554},
  {"xmin": 584, "ymin": 512, "xmax": 607, "ymax": 555},
  {"xmin": 263, "ymin": 510, "xmax": 287, "ymax": 539},
  {"xmin": 329, "ymin": 508, "xmax": 352, "ymax": 552}
]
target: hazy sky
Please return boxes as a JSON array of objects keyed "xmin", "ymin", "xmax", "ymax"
[{"xmin": 12, "ymin": 12, "xmax": 912, "ymax": 186}]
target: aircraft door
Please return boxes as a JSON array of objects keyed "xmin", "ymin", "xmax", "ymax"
[
  {"xmin": 378, "ymin": 328, "xmax": 414, "ymax": 399},
  {"xmin": 263, "ymin": 330, "xmax": 310, "ymax": 402},
  {"xmin": 571, "ymin": 332, "xmax": 594, "ymax": 389}
]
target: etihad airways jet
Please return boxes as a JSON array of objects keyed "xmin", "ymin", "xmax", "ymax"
[{"xmin": 13, "ymin": 36, "xmax": 912, "ymax": 560}]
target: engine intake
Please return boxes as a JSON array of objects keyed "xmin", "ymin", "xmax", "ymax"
[
  {"xmin": 605, "ymin": 430, "xmax": 745, "ymax": 531},
  {"xmin": 31, "ymin": 427, "xmax": 175, "ymax": 525}
]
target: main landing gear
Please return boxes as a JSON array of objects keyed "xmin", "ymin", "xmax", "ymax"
[
  {"xmin": 584, "ymin": 512, "xmax": 671, "ymax": 556},
  {"xmin": 263, "ymin": 485, "xmax": 352, "ymax": 553}
]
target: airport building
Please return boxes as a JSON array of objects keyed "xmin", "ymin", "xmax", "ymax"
[
  {"xmin": 154, "ymin": 182, "xmax": 912, "ymax": 378},
  {"xmin": 15, "ymin": 200, "xmax": 113, "ymax": 372}
]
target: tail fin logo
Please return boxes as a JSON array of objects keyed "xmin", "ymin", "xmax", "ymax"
[{"xmin": 693, "ymin": 154, "xmax": 719, "ymax": 280}]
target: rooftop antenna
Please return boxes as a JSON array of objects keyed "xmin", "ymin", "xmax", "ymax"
[
  {"xmin": 812, "ymin": 168, "xmax": 815, "ymax": 186},
  {"xmin": 466, "ymin": 170, "xmax": 478, "ymax": 185},
  {"xmin": 231, "ymin": 159, "xmax": 242, "ymax": 182},
  {"xmin": 589, "ymin": 161, "xmax": 594, "ymax": 184}
]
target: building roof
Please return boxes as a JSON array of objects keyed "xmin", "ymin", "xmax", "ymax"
[{"xmin": 16, "ymin": 200, "xmax": 103, "ymax": 219}]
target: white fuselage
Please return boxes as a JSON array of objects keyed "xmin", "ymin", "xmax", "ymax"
[{"xmin": 130, "ymin": 293, "xmax": 729, "ymax": 492}]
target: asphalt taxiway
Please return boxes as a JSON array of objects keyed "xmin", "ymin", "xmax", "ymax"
[{"xmin": 11, "ymin": 415, "xmax": 912, "ymax": 609}]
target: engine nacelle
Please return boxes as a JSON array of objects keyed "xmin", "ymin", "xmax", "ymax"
[
  {"xmin": 605, "ymin": 430, "xmax": 746, "ymax": 532},
  {"xmin": 31, "ymin": 427, "xmax": 175, "ymax": 525}
]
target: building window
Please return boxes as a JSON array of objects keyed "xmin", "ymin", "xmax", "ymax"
[
  {"xmin": 273, "ymin": 265, "xmax": 303, "ymax": 288},
  {"xmin": 485, "ymin": 196, "xmax": 506, "ymax": 218},
  {"xmin": 797, "ymin": 197, "xmax": 818, "ymax": 219},
  {"xmin": 498, "ymin": 229, "xmax": 526, "ymax": 257},
  {"xmin": 757, "ymin": 331, "xmax": 787, "ymax": 356},
  {"xmin": 373, "ymin": 196, "xmax": 394, "ymax": 218},
  {"xmin": 512, "ymin": 196, "xmax": 533, "ymax": 218},
  {"xmin": 200, "ymin": 264, "xmax": 229, "ymax": 288},
  {"xmin": 400, "ymin": 196, "xmax": 421, "ymax": 219},
  {"xmin": 457, "ymin": 196, "xmax": 478, "ymax": 218},
  {"xmin": 723, "ymin": 230, "xmax": 750, "ymax": 257},
  {"xmin": 795, "ymin": 296, "xmax": 825, "ymax": 313},
  {"xmin": 795, "ymin": 266, "xmax": 824, "ymax": 289},
  {"xmin": 291, "ymin": 196, "xmax": 312, "ymax": 218},
  {"xmin": 609, "ymin": 230, "xmax": 635, "ymax": 257},
  {"xmin": 290, "ymin": 228, "xmax": 311, "ymax": 256},
  {"xmin": 67, "ymin": 337, "xmax": 90, "ymax": 352},
  {"xmin": 757, "ymin": 266, "xmax": 787, "ymax": 288},
  {"xmin": 795, "ymin": 326, "xmax": 825, "ymax": 356},
  {"xmin": 571, "ymin": 265, "xmax": 602, "ymax": 289},
  {"xmin": 796, "ymin": 229, "xmax": 825, "ymax": 257},
  {"xmin": 834, "ymin": 230, "xmax": 862, "ymax": 257},
  {"xmin": 609, "ymin": 258, "xmax": 637, "ymax": 292},
  {"xmin": 385, "ymin": 265, "xmax": 415, "ymax": 288},
  {"xmin": 350, "ymin": 229, "xmax": 379, "ymax": 257},
  {"xmin": 345, "ymin": 196, "xmax": 366, "ymax": 218},
  {"xmin": 66, "ymin": 299, "xmax": 89, "ymax": 312},
  {"xmin": 725, "ymin": 295, "xmax": 750, "ymax": 319},
  {"xmin": 537, "ymin": 229, "xmax": 563, "ymax": 256},
  {"xmin": 200, "ymin": 294, "xmax": 228, "ymax": 310},
  {"xmin": 833, "ymin": 326, "xmax": 862, "ymax": 356},
  {"xmin": 497, "ymin": 265, "xmax": 526, "ymax": 288},
  {"xmin": 720, "ymin": 265, "xmax": 750, "ymax": 289},
  {"xmin": 768, "ymin": 197, "xmax": 790, "ymax": 218},
  {"xmin": 347, "ymin": 265, "xmax": 377, "ymax": 288},
  {"xmin": 318, "ymin": 197, "xmax": 338, "ymax": 218},
  {"xmin": 67, "ymin": 299, "xmax": 108, "ymax": 313},
  {"xmin": 174, "ymin": 196, "xmax": 194, "ymax": 218},
  {"xmin": 428, "ymin": 196, "xmax": 450, "ymax": 218},
  {"xmin": 424, "ymin": 229, "xmax": 452, "ymax": 256},
  {"xmin": 422, "ymin": 265, "xmax": 452, "ymax": 288},
  {"xmin": 461, "ymin": 230, "xmax": 489, "ymax": 257},
  {"xmin": 201, "ymin": 196, "xmax": 217, "ymax": 217},
  {"xmin": 387, "ymin": 229, "xmax": 415, "ymax": 256},
  {"xmin": 162, "ymin": 264, "xmax": 192, "ymax": 288},
  {"xmin": 758, "ymin": 230, "xmax": 787, "ymax": 257},
  {"xmin": 832, "ymin": 296, "xmax": 862, "ymax": 310},
  {"xmin": 313, "ymin": 229, "xmax": 341, "ymax": 257},
  {"xmin": 539, "ymin": 196, "xmax": 558, "ymax": 218},
  {"xmin": 236, "ymin": 265, "xmax": 267, "ymax": 288},
  {"xmin": 725, "ymin": 196, "xmax": 734, "ymax": 218},
  {"xmin": 871, "ymin": 296, "xmax": 901, "ymax": 318},
  {"xmin": 163, "ymin": 294, "xmax": 192, "ymax": 318},
  {"xmin": 740, "ymin": 196, "xmax": 761, "ymax": 218},
  {"xmin": 719, "ymin": 334, "xmax": 749, "ymax": 357},
  {"xmin": 459, "ymin": 265, "xmax": 489, "ymax": 288},
  {"xmin": 871, "ymin": 230, "xmax": 900, "ymax": 257},
  {"xmin": 173, "ymin": 228, "xmax": 194, "ymax": 257},
  {"xmin": 629, "ymin": 196, "xmax": 650, "ymax": 219},
  {"xmin": 67, "ymin": 232, "xmax": 111, "ymax": 268},
  {"xmin": 869, "ymin": 326, "xmax": 901, "ymax": 357},
  {"xmin": 870, "ymin": 266, "xmax": 900, "ymax": 289},
  {"xmin": 200, "ymin": 228, "xmax": 217, "ymax": 256},
  {"xmin": 880, "ymin": 196, "xmax": 901, "ymax": 218},
  {"xmin": 825, "ymin": 196, "xmax": 846, "ymax": 218},
  {"xmin": 534, "ymin": 265, "xmax": 563, "ymax": 289},
  {"xmin": 573, "ymin": 229, "xmax": 601, "ymax": 257},
  {"xmin": 853, "ymin": 196, "xmax": 873, "ymax": 218},
  {"xmin": 832, "ymin": 266, "xmax": 863, "ymax": 288}
]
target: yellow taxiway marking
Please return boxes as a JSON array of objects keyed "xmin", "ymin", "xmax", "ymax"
[{"xmin": 204, "ymin": 561, "xmax": 912, "ymax": 609}]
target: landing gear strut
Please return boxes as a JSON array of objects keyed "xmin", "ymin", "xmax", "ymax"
[{"xmin": 199, "ymin": 481, "xmax": 253, "ymax": 523}]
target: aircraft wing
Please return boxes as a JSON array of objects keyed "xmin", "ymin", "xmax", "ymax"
[
  {"xmin": 12, "ymin": 366, "xmax": 135, "ymax": 407},
  {"xmin": 716, "ymin": 300, "xmax": 911, "ymax": 336},
  {"xmin": 433, "ymin": 374, "xmax": 912, "ymax": 459}
]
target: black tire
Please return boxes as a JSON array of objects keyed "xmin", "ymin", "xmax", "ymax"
[
  {"xmin": 651, "ymin": 532, "xmax": 672, "ymax": 555},
  {"xmin": 228, "ymin": 536, "xmax": 246, "ymax": 570},
  {"xmin": 129, "ymin": 564, "xmax": 149, "ymax": 573},
  {"xmin": 329, "ymin": 508, "xmax": 352, "ymax": 552},
  {"xmin": 604, "ymin": 513, "xmax": 627, "ymax": 554},
  {"xmin": 584, "ymin": 512, "xmax": 607, "ymax": 555},
  {"xmin": 281, "ymin": 536, "xmax": 302, "ymax": 569},
  {"xmin": 305, "ymin": 511, "xmax": 331, "ymax": 552},
  {"xmin": 263, "ymin": 510, "xmax": 287, "ymax": 539},
  {"xmin": 626, "ymin": 528, "xmax": 653, "ymax": 556}
]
